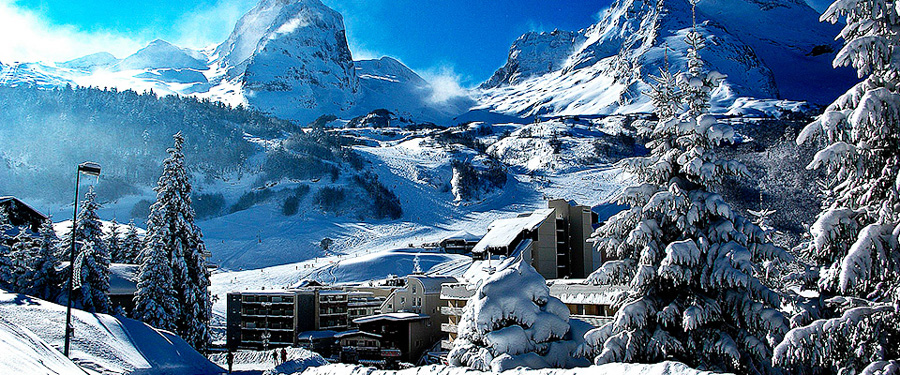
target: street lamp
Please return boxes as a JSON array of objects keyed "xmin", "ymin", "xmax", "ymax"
[{"xmin": 63, "ymin": 162, "xmax": 101, "ymax": 358}]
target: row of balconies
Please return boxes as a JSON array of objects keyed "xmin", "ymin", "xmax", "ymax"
[
  {"xmin": 440, "ymin": 306, "xmax": 464, "ymax": 316},
  {"xmin": 242, "ymin": 295, "xmax": 294, "ymax": 304}
]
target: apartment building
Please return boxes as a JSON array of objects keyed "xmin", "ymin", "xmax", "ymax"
[
  {"xmin": 471, "ymin": 199, "xmax": 596, "ymax": 280},
  {"xmin": 225, "ymin": 288, "xmax": 349, "ymax": 350}
]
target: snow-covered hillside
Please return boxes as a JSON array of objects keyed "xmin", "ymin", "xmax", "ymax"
[
  {"xmin": 0, "ymin": 290, "xmax": 223, "ymax": 374},
  {"xmin": 477, "ymin": 0, "xmax": 858, "ymax": 117}
]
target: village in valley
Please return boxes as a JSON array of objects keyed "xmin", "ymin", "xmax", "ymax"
[{"xmin": 1, "ymin": 0, "xmax": 899, "ymax": 373}]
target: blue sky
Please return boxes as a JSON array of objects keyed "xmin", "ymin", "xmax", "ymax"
[{"xmin": 1, "ymin": 0, "xmax": 606, "ymax": 85}]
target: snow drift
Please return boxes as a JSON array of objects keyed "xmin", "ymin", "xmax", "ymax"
[{"xmin": 0, "ymin": 289, "xmax": 223, "ymax": 375}]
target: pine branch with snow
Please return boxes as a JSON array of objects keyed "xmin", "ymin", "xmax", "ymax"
[
  {"xmin": 774, "ymin": 0, "xmax": 900, "ymax": 371},
  {"xmin": 72, "ymin": 240, "xmax": 112, "ymax": 314}
]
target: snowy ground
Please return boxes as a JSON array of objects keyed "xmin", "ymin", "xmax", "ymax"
[
  {"xmin": 0, "ymin": 289, "xmax": 223, "ymax": 375},
  {"xmin": 209, "ymin": 347, "xmax": 327, "ymax": 375},
  {"xmin": 294, "ymin": 362, "xmax": 724, "ymax": 375}
]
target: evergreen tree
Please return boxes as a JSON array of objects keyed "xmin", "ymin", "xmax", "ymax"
[
  {"xmin": 60, "ymin": 187, "xmax": 107, "ymax": 260},
  {"xmin": 132, "ymin": 237, "xmax": 178, "ymax": 332},
  {"xmin": 26, "ymin": 220, "xmax": 61, "ymax": 300},
  {"xmin": 8, "ymin": 231, "xmax": 36, "ymax": 294},
  {"xmin": 581, "ymin": 5, "xmax": 790, "ymax": 373},
  {"xmin": 0, "ymin": 207, "xmax": 13, "ymax": 289},
  {"xmin": 645, "ymin": 44, "xmax": 682, "ymax": 121},
  {"xmin": 773, "ymin": 0, "xmax": 900, "ymax": 371},
  {"xmin": 72, "ymin": 241, "xmax": 111, "ymax": 314},
  {"xmin": 120, "ymin": 220, "xmax": 142, "ymax": 264},
  {"xmin": 106, "ymin": 219, "xmax": 123, "ymax": 263},
  {"xmin": 138, "ymin": 132, "xmax": 211, "ymax": 350}
]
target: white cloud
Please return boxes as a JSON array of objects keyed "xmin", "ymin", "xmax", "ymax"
[
  {"xmin": 169, "ymin": 0, "xmax": 255, "ymax": 51},
  {"xmin": 0, "ymin": 0, "xmax": 146, "ymax": 63},
  {"xmin": 420, "ymin": 65, "xmax": 472, "ymax": 104}
]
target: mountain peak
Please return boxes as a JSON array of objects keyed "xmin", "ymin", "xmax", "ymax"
[
  {"xmin": 58, "ymin": 52, "xmax": 120, "ymax": 70},
  {"xmin": 213, "ymin": 0, "xmax": 343, "ymax": 70},
  {"xmin": 116, "ymin": 39, "xmax": 207, "ymax": 71},
  {"xmin": 478, "ymin": 0, "xmax": 857, "ymax": 117}
]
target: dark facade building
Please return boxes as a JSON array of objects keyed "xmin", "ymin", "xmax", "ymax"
[{"xmin": 226, "ymin": 288, "xmax": 350, "ymax": 351}]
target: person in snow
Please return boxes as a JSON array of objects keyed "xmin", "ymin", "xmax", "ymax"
[
  {"xmin": 226, "ymin": 351, "xmax": 233, "ymax": 373},
  {"xmin": 280, "ymin": 347, "xmax": 287, "ymax": 364},
  {"xmin": 272, "ymin": 350, "xmax": 278, "ymax": 365}
]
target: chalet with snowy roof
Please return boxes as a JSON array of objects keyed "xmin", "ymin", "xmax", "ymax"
[
  {"xmin": 438, "ymin": 230, "xmax": 481, "ymax": 254},
  {"xmin": 0, "ymin": 196, "xmax": 47, "ymax": 233}
]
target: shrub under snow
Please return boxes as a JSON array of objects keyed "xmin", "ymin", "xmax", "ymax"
[{"xmin": 448, "ymin": 260, "xmax": 589, "ymax": 371}]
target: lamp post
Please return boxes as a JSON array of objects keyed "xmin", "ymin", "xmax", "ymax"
[{"xmin": 63, "ymin": 162, "xmax": 101, "ymax": 358}]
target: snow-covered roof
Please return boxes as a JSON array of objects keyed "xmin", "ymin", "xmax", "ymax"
[
  {"xmin": 334, "ymin": 330, "xmax": 382, "ymax": 339},
  {"xmin": 548, "ymin": 283, "xmax": 630, "ymax": 306},
  {"xmin": 0, "ymin": 196, "xmax": 46, "ymax": 216},
  {"xmin": 352, "ymin": 312, "xmax": 428, "ymax": 324},
  {"xmin": 318, "ymin": 290, "xmax": 348, "ymax": 295},
  {"xmin": 440, "ymin": 229, "xmax": 482, "ymax": 243},
  {"xmin": 409, "ymin": 276, "xmax": 458, "ymax": 295},
  {"xmin": 108, "ymin": 263, "xmax": 138, "ymax": 295},
  {"xmin": 472, "ymin": 208, "xmax": 554, "ymax": 254},
  {"xmin": 297, "ymin": 330, "xmax": 338, "ymax": 340},
  {"xmin": 463, "ymin": 238, "xmax": 531, "ymax": 283}
]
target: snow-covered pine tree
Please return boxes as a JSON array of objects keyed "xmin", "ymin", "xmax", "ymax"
[
  {"xmin": 60, "ymin": 186, "xmax": 107, "ymax": 260},
  {"xmin": 0, "ymin": 207, "xmax": 14, "ymax": 289},
  {"xmin": 141, "ymin": 132, "xmax": 211, "ymax": 351},
  {"xmin": 120, "ymin": 220, "xmax": 142, "ymax": 264},
  {"xmin": 772, "ymin": 0, "xmax": 900, "ymax": 371},
  {"xmin": 132, "ymin": 235, "xmax": 178, "ymax": 331},
  {"xmin": 26, "ymin": 220, "xmax": 61, "ymax": 300},
  {"xmin": 106, "ymin": 219, "xmax": 123, "ymax": 263},
  {"xmin": 449, "ymin": 260, "xmax": 589, "ymax": 371},
  {"xmin": 8, "ymin": 231, "xmax": 37, "ymax": 294},
  {"xmin": 72, "ymin": 240, "xmax": 111, "ymax": 313},
  {"xmin": 580, "ymin": 4, "xmax": 790, "ymax": 373}
]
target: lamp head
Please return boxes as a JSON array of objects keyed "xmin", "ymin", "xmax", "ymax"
[{"xmin": 77, "ymin": 162, "xmax": 101, "ymax": 177}]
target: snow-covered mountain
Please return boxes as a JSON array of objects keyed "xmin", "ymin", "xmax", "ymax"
[
  {"xmin": 209, "ymin": 0, "xmax": 358, "ymax": 120},
  {"xmin": 477, "ymin": 0, "xmax": 858, "ymax": 117},
  {"xmin": 0, "ymin": 0, "xmax": 470, "ymax": 124}
]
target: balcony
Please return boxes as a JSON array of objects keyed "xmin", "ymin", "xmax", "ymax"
[
  {"xmin": 241, "ymin": 327, "xmax": 294, "ymax": 332},
  {"xmin": 440, "ymin": 323, "xmax": 457, "ymax": 334},
  {"xmin": 440, "ymin": 306, "xmax": 464, "ymax": 316}
]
